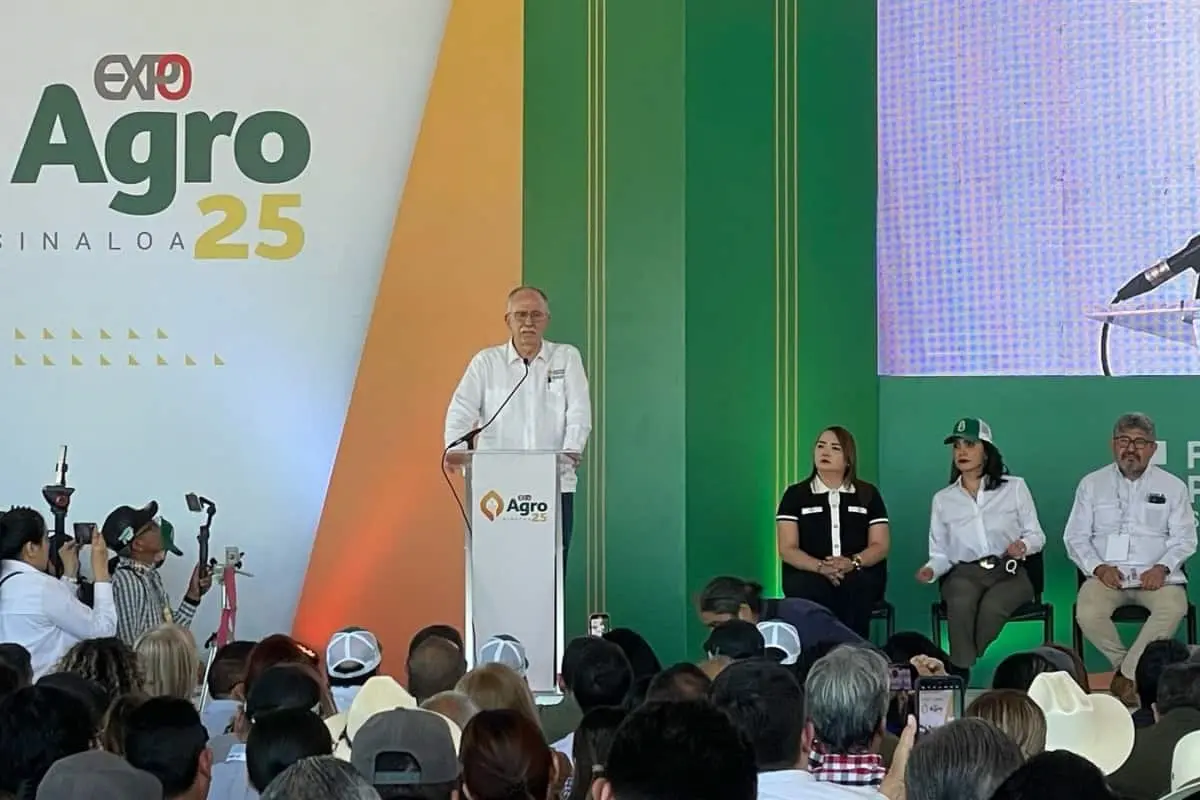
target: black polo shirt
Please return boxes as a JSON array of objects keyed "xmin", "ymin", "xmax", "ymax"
[{"xmin": 775, "ymin": 479, "xmax": 889, "ymax": 561}]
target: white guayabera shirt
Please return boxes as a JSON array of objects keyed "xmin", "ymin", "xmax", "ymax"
[
  {"xmin": 444, "ymin": 339, "xmax": 592, "ymax": 492},
  {"xmin": 1065, "ymin": 463, "xmax": 1197, "ymax": 586}
]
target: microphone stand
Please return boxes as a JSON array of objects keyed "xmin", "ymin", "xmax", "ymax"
[{"xmin": 441, "ymin": 358, "xmax": 532, "ymax": 531}]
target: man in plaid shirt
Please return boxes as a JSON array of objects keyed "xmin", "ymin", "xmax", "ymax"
[
  {"xmin": 101, "ymin": 501, "xmax": 212, "ymax": 645},
  {"xmin": 804, "ymin": 645, "xmax": 891, "ymax": 788}
]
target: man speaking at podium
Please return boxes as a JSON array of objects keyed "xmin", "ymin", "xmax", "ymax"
[{"xmin": 444, "ymin": 286, "xmax": 592, "ymax": 565}]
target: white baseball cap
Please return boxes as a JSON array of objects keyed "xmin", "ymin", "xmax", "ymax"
[
  {"xmin": 479, "ymin": 635, "xmax": 528, "ymax": 676},
  {"xmin": 756, "ymin": 620, "xmax": 802, "ymax": 665},
  {"xmin": 326, "ymin": 627, "xmax": 382, "ymax": 680}
]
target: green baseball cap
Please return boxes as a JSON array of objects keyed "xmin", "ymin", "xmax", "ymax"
[
  {"xmin": 158, "ymin": 517, "xmax": 184, "ymax": 557},
  {"xmin": 944, "ymin": 418, "xmax": 994, "ymax": 445}
]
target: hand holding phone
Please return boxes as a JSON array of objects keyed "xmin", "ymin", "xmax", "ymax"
[
  {"xmin": 887, "ymin": 663, "xmax": 917, "ymax": 734},
  {"xmin": 90, "ymin": 528, "xmax": 111, "ymax": 582},
  {"xmin": 58, "ymin": 540, "xmax": 80, "ymax": 579}
]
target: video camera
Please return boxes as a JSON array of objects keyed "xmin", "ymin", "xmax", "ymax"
[{"xmin": 41, "ymin": 446, "xmax": 74, "ymax": 578}]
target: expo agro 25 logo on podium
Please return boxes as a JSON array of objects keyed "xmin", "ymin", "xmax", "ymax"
[
  {"xmin": 5, "ymin": 53, "xmax": 310, "ymax": 260},
  {"xmin": 479, "ymin": 491, "xmax": 551, "ymax": 524}
]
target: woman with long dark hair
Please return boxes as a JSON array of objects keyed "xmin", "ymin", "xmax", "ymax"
[
  {"xmin": 566, "ymin": 707, "xmax": 626, "ymax": 800},
  {"xmin": 460, "ymin": 708, "xmax": 556, "ymax": 800},
  {"xmin": 914, "ymin": 418, "xmax": 1046, "ymax": 672},
  {"xmin": 775, "ymin": 426, "xmax": 890, "ymax": 637},
  {"xmin": 0, "ymin": 507, "xmax": 116, "ymax": 679}
]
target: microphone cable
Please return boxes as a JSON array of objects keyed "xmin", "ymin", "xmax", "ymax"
[
  {"xmin": 1099, "ymin": 293, "xmax": 1118, "ymax": 377},
  {"xmin": 440, "ymin": 358, "xmax": 532, "ymax": 535}
]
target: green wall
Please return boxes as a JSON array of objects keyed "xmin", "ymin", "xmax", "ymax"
[
  {"xmin": 880, "ymin": 377, "xmax": 1200, "ymax": 679},
  {"xmin": 523, "ymin": 0, "xmax": 878, "ymax": 664},
  {"xmin": 525, "ymin": 0, "xmax": 1200, "ymax": 682}
]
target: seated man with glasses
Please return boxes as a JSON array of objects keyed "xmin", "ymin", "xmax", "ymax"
[{"xmin": 1065, "ymin": 412, "xmax": 1198, "ymax": 705}]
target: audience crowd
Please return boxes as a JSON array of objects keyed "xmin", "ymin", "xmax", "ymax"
[{"xmin": 5, "ymin": 489, "xmax": 1200, "ymax": 799}]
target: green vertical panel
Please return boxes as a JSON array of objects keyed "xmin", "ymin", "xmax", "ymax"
[
  {"xmin": 523, "ymin": 0, "xmax": 591, "ymax": 635},
  {"xmin": 794, "ymin": 0, "xmax": 879, "ymax": 477},
  {"xmin": 682, "ymin": 0, "xmax": 778, "ymax": 658},
  {"xmin": 880, "ymin": 376, "xmax": 1200, "ymax": 682},
  {"xmin": 525, "ymin": 0, "xmax": 881, "ymax": 664},
  {"xmin": 601, "ymin": 0, "xmax": 690, "ymax": 661}
]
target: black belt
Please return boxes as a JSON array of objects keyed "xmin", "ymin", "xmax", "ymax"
[{"xmin": 976, "ymin": 555, "xmax": 1019, "ymax": 575}]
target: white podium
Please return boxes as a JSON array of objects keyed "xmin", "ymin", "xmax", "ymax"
[{"xmin": 461, "ymin": 449, "xmax": 566, "ymax": 695}]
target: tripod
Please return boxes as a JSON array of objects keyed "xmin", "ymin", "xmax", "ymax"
[{"xmin": 197, "ymin": 547, "xmax": 253, "ymax": 711}]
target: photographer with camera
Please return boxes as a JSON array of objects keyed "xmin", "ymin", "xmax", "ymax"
[
  {"xmin": 102, "ymin": 501, "xmax": 212, "ymax": 646},
  {"xmin": 0, "ymin": 507, "xmax": 117, "ymax": 678}
]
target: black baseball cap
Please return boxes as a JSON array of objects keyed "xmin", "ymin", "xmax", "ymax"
[
  {"xmin": 703, "ymin": 620, "xmax": 765, "ymax": 660},
  {"xmin": 100, "ymin": 501, "xmax": 181, "ymax": 556}
]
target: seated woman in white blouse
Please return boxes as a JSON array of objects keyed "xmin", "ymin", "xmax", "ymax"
[
  {"xmin": 0, "ymin": 507, "xmax": 117, "ymax": 678},
  {"xmin": 914, "ymin": 418, "xmax": 1046, "ymax": 673}
]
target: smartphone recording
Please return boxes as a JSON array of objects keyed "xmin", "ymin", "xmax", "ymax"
[
  {"xmin": 915, "ymin": 675, "xmax": 966, "ymax": 735},
  {"xmin": 71, "ymin": 522, "xmax": 96, "ymax": 545},
  {"xmin": 886, "ymin": 663, "xmax": 917, "ymax": 734}
]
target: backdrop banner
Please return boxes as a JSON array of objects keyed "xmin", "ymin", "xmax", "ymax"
[{"xmin": 0, "ymin": 0, "xmax": 451, "ymax": 639}]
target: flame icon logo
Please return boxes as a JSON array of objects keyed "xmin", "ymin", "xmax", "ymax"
[{"xmin": 480, "ymin": 490, "xmax": 504, "ymax": 521}]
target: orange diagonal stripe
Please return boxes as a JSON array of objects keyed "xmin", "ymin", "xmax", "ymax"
[{"xmin": 292, "ymin": 0, "xmax": 523, "ymax": 677}]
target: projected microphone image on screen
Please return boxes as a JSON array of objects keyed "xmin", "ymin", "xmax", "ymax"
[{"xmin": 877, "ymin": 0, "xmax": 1200, "ymax": 377}]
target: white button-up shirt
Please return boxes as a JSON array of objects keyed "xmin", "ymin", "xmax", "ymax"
[
  {"xmin": 0, "ymin": 560, "xmax": 118, "ymax": 678},
  {"xmin": 924, "ymin": 476, "xmax": 1046, "ymax": 579},
  {"xmin": 444, "ymin": 340, "xmax": 592, "ymax": 492},
  {"xmin": 1064, "ymin": 463, "xmax": 1197, "ymax": 586}
]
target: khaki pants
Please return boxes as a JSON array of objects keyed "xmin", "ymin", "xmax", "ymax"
[
  {"xmin": 942, "ymin": 562, "xmax": 1035, "ymax": 669},
  {"xmin": 1075, "ymin": 577, "xmax": 1188, "ymax": 679}
]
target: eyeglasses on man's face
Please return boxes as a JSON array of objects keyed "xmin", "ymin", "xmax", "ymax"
[
  {"xmin": 510, "ymin": 311, "xmax": 547, "ymax": 324},
  {"xmin": 1113, "ymin": 436, "xmax": 1154, "ymax": 451}
]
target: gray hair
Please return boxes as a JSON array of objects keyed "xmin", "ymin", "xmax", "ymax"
[
  {"xmin": 260, "ymin": 756, "xmax": 380, "ymax": 800},
  {"xmin": 507, "ymin": 285, "xmax": 550, "ymax": 308},
  {"xmin": 905, "ymin": 718, "xmax": 1023, "ymax": 800},
  {"xmin": 1114, "ymin": 412, "xmax": 1156, "ymax": 439},
  {"xmin": 804, "ymin": 644, "xmax": 889, "ymax": 752},
  {"xmin": 421, "ymin": 690, "xmax": 480, "ymax": 730}
]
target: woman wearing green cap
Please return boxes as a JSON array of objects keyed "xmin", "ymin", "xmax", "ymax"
[{"xmin": 915, "ymin": 418, "xmax": 1046, "ymax": 671}]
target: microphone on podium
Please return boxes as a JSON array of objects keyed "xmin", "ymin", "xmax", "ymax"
[
  {"xmin": 442, "ymin": 357, "xmax": 532, "ymax": 531},
  {"xmin": 1101, "ymin": 233, "xmax": 1200, "ymax": 376},
  {"xmin": 446, "ymin": 357, "xmax": 531, "ymax": 450},
  {"xmin": 1112, "ymin": 233, "xmax": 1200, "ymax": 303}
]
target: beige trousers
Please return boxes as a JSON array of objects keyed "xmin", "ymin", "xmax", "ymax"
[{"xmin": 1075, "ymin": 577, "xmax": 1188, "ymax": 679}]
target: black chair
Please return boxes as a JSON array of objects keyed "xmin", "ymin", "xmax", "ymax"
[
  {"xmin": 930, "ymin": 551, "xmax": 1054, "ymax": 651},
  {"xmin": 872, "ymin": 599, "xmax": 895, "ymax": 640},
  {"xmin": 1070, "ymin": 569, "xmax": 1198, "ymax": 653}
]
